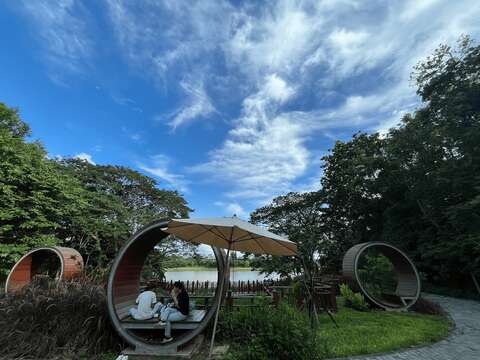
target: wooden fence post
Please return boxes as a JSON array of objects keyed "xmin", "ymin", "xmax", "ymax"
[
  {"xmin": 272, "ymin": 290, "xmax": 280, "ymax": 308},
  {"xmin": 226, "ymin": 290, "xmax": 233, "ymax": 312}
]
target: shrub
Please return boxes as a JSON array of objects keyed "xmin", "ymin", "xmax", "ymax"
[
  {"xmin": 340, "ymin": 284, "xmax": 369, "ymax": 311},
  {"xmin": 357, "ymin": 253, "xmax": 397, "ymax": 298},
  {"xmin": 217, "ymin": 302, "xmax": 320, "ymax": 360},
  {"xmin": 0, "ymin": 278, "xmax": 123, "ymax": 359},
  {"xmin": 412, "ymin": 297, "xmax": 447, "ymax": 316}
]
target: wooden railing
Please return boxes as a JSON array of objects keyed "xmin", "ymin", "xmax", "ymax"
[{"xmin": 145, "ymin": 279, "xmax": 284, "ymax": 295}]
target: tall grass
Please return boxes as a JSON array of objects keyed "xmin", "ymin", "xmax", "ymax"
[{"xmin": 0, "ymin": 277, "xmax": 123, "ymax": 359}]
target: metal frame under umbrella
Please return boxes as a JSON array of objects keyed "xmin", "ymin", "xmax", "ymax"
[{"xmin": 164, "ymin": 216, "xmax": 297, "ymax": 359}]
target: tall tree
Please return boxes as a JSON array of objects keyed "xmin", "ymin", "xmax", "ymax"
[
  {"xmin": 383, "ymin": 35, "xmax": 480, "ymax": 282},
  {"xmin": 56, "ymin": 159, "xmax": 192, "ymax": 269},
  {"xmin": 320, "ymin": 133, "xmax": 388, "ymax": 264},
  {"xmin": 250, "ymin": 191, "xmax": 327, "ymax": 278},
  {"xmin": 250, "ymin": 36, "xmax": 480, "ymax": 288},
  {"xmin": 0, "ymin": 101, "xmax": 193, "ymax": 277},
  {"xmin": 0, "ymin": 103, "xmax": 86, "ymax": 278}
]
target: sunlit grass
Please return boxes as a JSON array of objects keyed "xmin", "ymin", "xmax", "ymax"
[{"xmin": 316, "ymin": 299, "xmax": 451, "ymax": 358}]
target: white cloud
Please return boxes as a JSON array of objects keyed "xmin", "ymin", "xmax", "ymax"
[
  {"xmin": 376, "ymin": 109, "xmax": 409, "ymax": 136},
  {"xmin": 168, "ymin": 80, "xmax": 217, "ymax": 130},
  {"xmin": 139, "ymin": 154, "xmax": 189, "ymax": 193},
  {"xmin": 262, "ymin": 74, "xmax": 295, "ymax": 103},
  {"xmin": 121, "ymin": 126, "xmax": 143, "ymax": 143},
  {"xmin": 105, "ymin": 0, "xmax": 231, "ymax": 128},
  {"xmin": 225, "ymin": 203, "xmax": 248, "ymax": 218},
  {"xmin": 215, "ymin": 201, "xmax": 249, "ymax": 218},
  {"xmin": 75, "ymin": 152, "xmax": 95, "ymax": 165},
  {"xmin": 130, "ymin": 133, "xmax": 141, "ymax": 142},
  {"xmin": 400, "ymin": 0, "xmax": 442, "ymax": 21},
  {"xmin": 18, "ymin": 0, "xmax": 92, "ymax": 81},
  {"xmin": 198, "ymin": 0, "xmax": 478, "ymax": 205},
  {"xmin": 191, "ymin": 75, "xmax": 308, "ymax": 201},
  {"xmin": 21, "ymin": 0, "xmax": 480, "ymax": 208},
  {"xmin": 226, "ymin": 2, "xmax": 323, "ymax": 76}
]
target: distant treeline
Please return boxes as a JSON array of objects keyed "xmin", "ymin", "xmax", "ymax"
[
  {"xmin": 0, "ymin": 103, "xmax": 191, "ymax": 279},
  {"xmin": 165, "ymin": 254, "xmax": 251, "ymax": 269}
]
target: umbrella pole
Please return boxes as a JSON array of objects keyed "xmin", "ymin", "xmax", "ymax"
[{"xmin": 208, "ymin": 244, "xmax": 231, "ymax": 359}]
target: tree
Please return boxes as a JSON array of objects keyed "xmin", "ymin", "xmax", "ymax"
[
  {"xmin": 56, "ymin": 159, "xmax": 192, "ymax": 270},
  {"xmin": 0, "ymin": 103, "xmax": 86, "ymax": 279},
  {"xmin": 0, "ymin": 103, "xmax": 30, "ymax": 138},
  {"xmin": 0, "ymin": 101, "xmax": 193, "ymax": 278},
  {"xmin": 251, "ymin": 191, "xmax": 339, "ymax": 328},
  {"xmin": 250, "ymin": 36, "xmax": 480, "ymax": 291},
  {"xmin": 383, "ymin": 35, "xmax": 480, "ymax": 282},
  {"xmin": 321, "ymin": 36, "xmax": 480, "ymax": 284},
  {"xmin": 250, "ymin": 191, "xmax": 330, "ymax": 278},
  {"xmin": 320, "ymin": 133, "xmax": 388, "ymax": 267}
]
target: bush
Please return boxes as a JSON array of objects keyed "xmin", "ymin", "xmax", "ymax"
[
  {"xmin": 217, "ymin": 302, "xmax": 320, "ymax": 360},
  {"xmin": 340, "ymin": 284, "xmax": 369, "ymax": 311},
  {"xmin": 0, "ymin": 278, "xmax": 123, "ymax": 359},
  {"xmin": 412, "ymin": 297, "xmax": 447, "ymax": 316},
  {"xmin": 357, "ymin": 253, "xmax": 397, "ymax": 298}
]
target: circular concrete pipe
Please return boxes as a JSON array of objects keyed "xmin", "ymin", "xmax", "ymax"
[
  {"xmin": 342, "ymin": 242, "xmax": 421, "ymax": 310},
  {"xmin": 107, "ymin": 219, "xmax": 228, "ymax": 354},
  {"xmin": 5, "ymin": 246, "xmax": 84, "ymax": 294}
]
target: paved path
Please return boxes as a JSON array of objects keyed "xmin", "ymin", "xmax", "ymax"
[{"xmin": 339, "ymin": 294, "xmax": 480, "ymax": 360}]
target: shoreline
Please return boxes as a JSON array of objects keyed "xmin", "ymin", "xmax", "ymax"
[{"xmin": 166, "ymin": 267, "xmax": 253, "ymax": 272}]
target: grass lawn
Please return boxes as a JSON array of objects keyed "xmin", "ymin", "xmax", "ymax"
[
  {"xmin": 316, "ymin": 300, "xmax": 451, "ymax": 358},
  {"xmin": 100, "ymin": 297, "xmax": 451, "ymax": 360}
]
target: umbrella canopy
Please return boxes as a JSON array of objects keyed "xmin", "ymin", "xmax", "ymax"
[
  {"xmin": 164, "ymin": 216, "xmax": 297, "ymax": 358},
  {"xmin": 164, "ymin": 216, "xmax": 297, "ymax": 256}
]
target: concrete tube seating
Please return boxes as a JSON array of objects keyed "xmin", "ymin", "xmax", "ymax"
[
  {"xmin": 5, "ymin": 246, "xmax": 84, "ymax": 294},
  {"xmin": 107, "ymin": 219, "xmax": 228, "ymax": 355},
  {"xmin": 342, "ymin": 242, "xmax": 421, "ymax": 310}
]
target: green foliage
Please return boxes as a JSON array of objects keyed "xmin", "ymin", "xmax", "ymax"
[
  {"xmin": 218, "ymin": 299, "xmax": 450, "ymax": 360},
  {"xmin": 0, "ymin": 278, "xmax": 123, "ymax": 359},
  {"xmin": 164, "ymin": 253, "xmax": 251, "ymax": 269},
  {"xmin": 0, "ymin": 102, "xmax": 30, "ymax": 137},
  {"xmin": 0, "ymin": 101, "xmax": 192, "ymax": 277},
  {"xmin": 218, "ymin": 302, "xmax": 320, "ymax": 360},
  {"xmin": 250, "ymin": 36, "xmax": 480, "ymax": 289},
  {"xmin": 56, "ymin": 159, "xmax": 192, "ymax": 270},
  {"xmin": 250, "ymin": 191, "xmax": 326, "ymax": 278},
  {"xmin": 320, "ymin": 133, "xmax": 387, "ymax": 269},
  {"xmin": 339, "ymin": 284, "xmax": 369, "ymax": 311},
  {"xmin": 358, "ymin": 253, "xmax": 397, "ymax": 298},
  {"xmin": 0, "ymin": 103, "xmax": 87, "ymax": 279}
]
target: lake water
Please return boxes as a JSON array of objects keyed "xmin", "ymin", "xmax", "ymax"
[{"xmin": 165, "ymin": 270, "xmax": 278, "ymax": 282}]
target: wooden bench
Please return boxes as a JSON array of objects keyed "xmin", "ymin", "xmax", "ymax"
[{"xmin": 120, "ymin": 309, "xmax": 206, "ymax": 330}]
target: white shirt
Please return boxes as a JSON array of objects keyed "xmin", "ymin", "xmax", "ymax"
[{"xmin": 135, "ymin": 290, "xmax": 157, "ymax": 318}]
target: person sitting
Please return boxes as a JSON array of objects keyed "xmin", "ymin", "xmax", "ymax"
[
  {"xmin": 157, "ymin": 281, "xmax": 189, "ymax": 344},
  {"xmin": 129, "ymin": 284, "xmax": 161, "ymax": 320}
]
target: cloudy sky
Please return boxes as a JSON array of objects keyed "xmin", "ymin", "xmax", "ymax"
[{"xmin": 1, "ymin": 0, "xmax": 479, "ymax": 218}]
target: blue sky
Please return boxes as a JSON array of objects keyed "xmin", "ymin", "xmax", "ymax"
[{"xmin": 1, "ymin": 0, "xmax": 479, "ymax": 219}]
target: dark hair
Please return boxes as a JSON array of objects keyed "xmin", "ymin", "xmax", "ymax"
[
  {"xmin": 173, "ymin": 281, "xmax": 185, "ymax": 291},
  {"xmin": 143, "ymin": 284, "xmax": 156, "ymax": 291}
]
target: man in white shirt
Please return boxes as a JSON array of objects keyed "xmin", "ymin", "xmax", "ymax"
[{"xmin": 129, "ymin": 285, "xmax": 161, "ymax": 320}]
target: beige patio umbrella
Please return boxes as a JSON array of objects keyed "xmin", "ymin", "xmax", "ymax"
[{"xmin": 164, "ymin": 215, "xmax": 297, "ymax": 358}]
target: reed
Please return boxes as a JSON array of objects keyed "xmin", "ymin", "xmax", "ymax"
[{"xmin": 0, "ymin": 277, "xmax": 123, "ymax": 359}]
